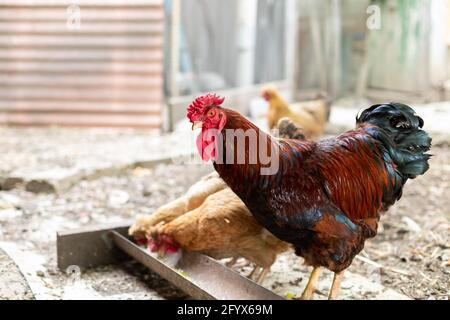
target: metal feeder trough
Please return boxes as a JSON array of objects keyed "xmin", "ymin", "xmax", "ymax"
[{"xmin": 57, "ymin": 223, "xmax": 283, "ymax": 300}]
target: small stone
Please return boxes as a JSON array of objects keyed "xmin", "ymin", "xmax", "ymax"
[
  {"xmin": 132, "ymin": 167, "xmax": 152, "ymax": 177},
  {"xmin": 80, "ymin": 216, "xmax": 90, "ymax": 224},
  {"xmin": 0, "ymin": 209, "xmax": 23, "ymax": 221},
  {"xmin": 425, "ymin": 263, "xmax": 436, "ymax": 272},
  {"xmin": 0, "ymin": 193, "xmax": 22, "ymax": 208},
  {"xmin": 108, "ymin": 190, "xmax": 130, "ymax": 207},
  {"xmin": 36, "ymin": 270, "xmax": 45, "ymax": 277},
  {"xmin": 0, "ymin": 201, "xmax": 14, "ymax": 210},
  {"xmin": 410, "ymin": 254, "xmax": 422, "ymax": 262},
  {"xmin": 26, "ymin": 180, "xmax": 56, "ymax": 194},
  {"xmin": 401, "ymin": 217, "xmax": 422, "ymax": 233},
  {"xmin": 47, "ymin": 269, "xmax": 58, "ymax": 276},
  {"xmin": 21, "ymin": 203, "xmax": 37, "ymax": 215},
  {"xmin": 1, "ymin": 178, "xmax": 24, "ymax": 191}
]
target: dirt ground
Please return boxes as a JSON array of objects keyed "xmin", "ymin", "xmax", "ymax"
[
  {"xmin": 0, "ymin": 248, "xmax": 34, "ymax": 300},
  {"xmin": 0, "ymin": 161, "xmax": 209, "ymax": 300},
  {"xmin": 0, "ymin": 128, "xmax": 448, "ymax": 300}
]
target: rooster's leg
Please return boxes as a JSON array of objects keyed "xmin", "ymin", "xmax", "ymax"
[
  {"xmin": 328, "ymin": 271, "xmax": 344, "ymax": 300},
  {"xmin": 300, "ymin": 267, "xmax": 321, "ymax": 300},
  {"xmin": 255, "ymin": 267, "xmax": 269, "ymax": 284}
]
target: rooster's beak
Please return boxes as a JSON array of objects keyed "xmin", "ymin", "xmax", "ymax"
[{"xmin": 192, "ymin": 121, "xmax": 203, "ymax": 130}]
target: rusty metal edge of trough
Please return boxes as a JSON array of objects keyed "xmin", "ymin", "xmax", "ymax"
[
  {"xmin": 57, "ymin": 222, "xmax": 132, "ymax": 271},
  {"xmin": 57, "ymin": 224, "xmax": 283, "ymax": 300},
  {"xmin": 111, "ymin": 231, "xmax": 283, "ymax": 300},
  {"xmin": 110, "ymin": 231, "xmax": 216, "ymax": 300}
]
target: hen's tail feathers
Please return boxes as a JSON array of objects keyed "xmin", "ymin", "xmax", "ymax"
[
  {"xmin": 357, "ymin": 102, "xmax": 432, "ymax": 179},
  {"xmin": 277, "ymin": 118, "xmax": 306, "ymax": 140},
  {"xmin": 314, "ymin": 92, "xmax": 332, "ymax": 121}
]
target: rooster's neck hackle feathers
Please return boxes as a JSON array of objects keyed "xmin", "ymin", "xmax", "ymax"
[{"xmin": 213, "ymin": 108, "xmax": 271, "ymax": 194}]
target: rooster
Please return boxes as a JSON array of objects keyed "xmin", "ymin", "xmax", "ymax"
[
  {"xmin": 187, "ymin": 93, "xmax": 431, "ymax": 299},
  {"xmin": 262, "ymin": 85, "xmax": 329, "ymax": 139}
]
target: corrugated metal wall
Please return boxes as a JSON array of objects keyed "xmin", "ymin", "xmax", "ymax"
[{"xmin": 0, "ymin": 0, "xmax": 164, "ymax": 128}]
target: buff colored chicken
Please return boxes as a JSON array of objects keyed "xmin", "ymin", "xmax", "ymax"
[
  {"xmin": 262, "ymin": 85, "xmax": 329, "ymax": 139},
  {"xmin": 129, "ymin": 172, "xmax": 227, "ymax": 240},
  {"xmin": 129, "ymin": 176, "xmax": 289, "ymax": 283},
  {"xmin": 151, "ymin": 188, "xmax": 289, "ymax": 283},
  {"xmin": 129, "ymin": 119, "xmax": 302, "ymax": 283}
]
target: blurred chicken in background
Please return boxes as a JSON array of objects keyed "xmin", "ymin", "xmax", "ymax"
[{"xmin": 262, "ymin": 85, "xmax": 330, "ymax": 139}]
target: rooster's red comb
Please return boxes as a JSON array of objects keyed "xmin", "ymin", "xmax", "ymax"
[{"xmin": 187, "ymin": 93, "xmax": 225, "ymax": 121}]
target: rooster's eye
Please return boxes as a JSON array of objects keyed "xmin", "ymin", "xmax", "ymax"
[{"xmin": 207, "ymin": 110, "xmax": 215, "ymax": 117}]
